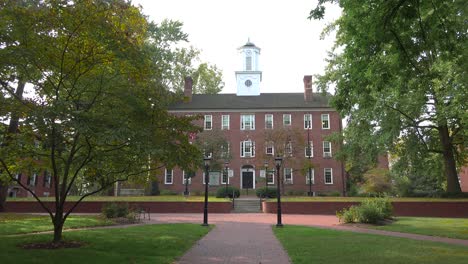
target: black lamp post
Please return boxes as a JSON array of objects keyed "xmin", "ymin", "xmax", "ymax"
[
  {"xmin": 275, "ymin": 155, "xmax": 283, "ymax": 227},
  {"xmin": 264, "ymin": 160, "xmax": 269, "ymax": 196},
  {"xmin": 202, "ymin": 156, "xmax": 211, "ymax": 226},
  {"xmin": 307, "ymin": 127, "xmax": 313, "ymax": 196},
  {"xmin": 224, "ymin": 161, "xmax": 229, "ymax": 196}
]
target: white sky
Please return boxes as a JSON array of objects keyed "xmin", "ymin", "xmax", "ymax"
[{"xmin": 132, "ymin": 0, "xmax": 341, "ymax": 94}]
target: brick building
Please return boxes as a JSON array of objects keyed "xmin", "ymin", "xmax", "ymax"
[
  {"xmin": 7, "ymin": 171, "xmax": 54, "ymax": 198},
  {"xmin": 160, "ymin": 41, "xmax": 345, "ymax": 196}
]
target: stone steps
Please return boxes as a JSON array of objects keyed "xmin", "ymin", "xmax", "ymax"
[{"xmin": 233, "ymin": 198, "xmax": 262, "ymax": 213}]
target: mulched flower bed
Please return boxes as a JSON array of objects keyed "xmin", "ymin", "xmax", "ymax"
[{"xmin": 20, "ymin": 240, "xmax": 86, "ymax": 250}]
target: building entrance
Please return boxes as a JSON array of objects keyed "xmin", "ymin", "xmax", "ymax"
[{"xmin": 242, "ymin": 171, "xmax": 254, "ymax": 189}]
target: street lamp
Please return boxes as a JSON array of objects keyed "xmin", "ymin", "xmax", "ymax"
[
  {"xmin": 275, "ymin": 155, "xmax": 283, "ymax": 227},
  {"xmin": 202, "ymin": 156, "xmax": 211, "ymax": 226},
  {"xmin": 264, "ymin": 160, "xmax": 269, "ymax": 196},
  {"xmin": 307, "ymin": 127, "xmax": 313, "ymax": 196},
  {"xmin": 224, "ymin": 161, "xmax": 229, "ymax": 197}
]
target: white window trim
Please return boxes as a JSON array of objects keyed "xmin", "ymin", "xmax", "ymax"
[
  {"xmin": 221, "ymin": 170, "xmax": 230, "ymax": 184},
  {"xmin": 266, "ymin": 172, "xmax": 275, "ymax": 185},
  {"xmin": 304, "ymin": 114, "xmax": 312, "ymax": 129},
  {"xmin": 241, "ymin": 140, "xmax": 255, "ymax": 158},
  {"xmin": 241, "ymin": 114, "xmax": 255, "ymax": 130},
  {"xmin": 306, "ymin": 169, "xmax": 315, "ymax": 184},
  {"xmin": 204, "ymin": 115, "xmax": 212, "ymax": 130},
  {"xmin": 221, "ymin": 115, "xmax": 230, "ymax": 130},
  {"xmin": 321, "ymin": 114, "xmax": 330, "ymax": 129},
  {"xmin": 164, "ymin": 169, "xmax": 173, "ymax": 184},
  {"xmin": 324, "ymin": 168, "xmax": 333, "ymax": 184},
  {"xmin": 305, "ymin": 141, "xmax": 314, "ymax": 157},
  {"xmin": 283, "ymin": 114, "xmax": 291, "ymax": 126},
  {"xmin": 265, "ymin": 114, "xmax": 274, "ymax": 129},
  {"xmin": 323, "ymin": 141, "xmax": 332, "ymax": 157},
  {"xmin": 284, "ymin": 168, "xmax": 293, "ymax": 184},
  {"xmin": 265, "ymin": 142, "xmax": 274, "ymax": 156},
  {"xmin": 182, "ymin": 171, "xmax": 192, "ymax": 185}
]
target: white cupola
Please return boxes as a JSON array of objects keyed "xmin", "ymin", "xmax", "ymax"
[{"xmin": 235, "ymin": 39, "xmax": 262, "ymax": 96}]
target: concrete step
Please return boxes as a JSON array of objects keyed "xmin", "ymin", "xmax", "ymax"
[{"xmin": 233, "ymin": 199, "xmax": 262, "ymax": 213}]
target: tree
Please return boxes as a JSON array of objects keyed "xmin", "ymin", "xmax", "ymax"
[
  {"xmin": 261, "ymin": 127, "xmax": 304, "ymax": 194},
  {"xmin": 195, "ymin": 128, "xmax": 231, "ymax": 171},
  {"xmin": 310, "ymin": 0, "xmax": 467, "ymax": 193},
  {"xmin": 361, "ymin": 168, "xmax": 392, "ymax": 195},
  {"xmin": 0, "ymin": 0, "xmax": 203, "ymax": 243}
]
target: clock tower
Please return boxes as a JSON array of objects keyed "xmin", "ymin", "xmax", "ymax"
[{"xmin": 235, "ymin": 39, "xmax": 262, "ymax": 96}]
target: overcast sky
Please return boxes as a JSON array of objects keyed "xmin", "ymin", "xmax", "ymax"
[{"xmin": 133, "ymin": 0, "xmax": 341, "ymax": 94}]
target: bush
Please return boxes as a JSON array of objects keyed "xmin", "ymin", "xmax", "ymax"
[
  {"xmin": 337, "ymin": 197, "xmax": 393, "ymax": 224},
  {"xmin": 102, "ymin": 202, "xmax": 129, "ymax": 218},
  {"xmin": 160, "ymin": 189, "xmax": 178, "ymax": 195},
  {"xmin": 216, "ymin": 186, "xmax": 240, "ymax": 198},
  {"xmin": 256, "ymin": 187, "xmax": 277, "ymax": 198},
  {"xmin": 317, "ymin": 191, "xmax": 342, "ymax": 197}
]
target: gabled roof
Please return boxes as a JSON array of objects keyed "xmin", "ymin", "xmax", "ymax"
[{"xmin": 169, "ymin": 93, "xmax": 332, "ymax": 111}]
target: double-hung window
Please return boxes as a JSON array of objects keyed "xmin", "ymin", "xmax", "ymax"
[
  {"xmin": 285, "ymin": 141, "xmax": 293, "ymax": 157},
  {"xmin": 265, "ymin": 114, "xmax": 273, "ymax": 129},
  {"xmin": 43, "ymin": 171, "xmax": 51, "ymax": 188},
  {"xmin": 305, "ymin": 141, "xmax": 314, "ymax": 157},
  {"xmin": 241, "ymin": 140, "xmax": 255, "ymax": 157},
  {"xmin": 321, "ymin": 114, "xmax": 330, "ymax": 129},
  {"xmin": 323, "ymin": 141, "xmax": 332, "ymax": 157},
  {"xmin": 241, "ymin": 114, "xmax": 255, "ymax": 130},
  {"xmin": 204, "ymin": 115, "xmax": 212, "ymax": 130},
  {"xmin": 324, "ymin": 168, "xmax": 333, "ymax": 184},
  {"xmin": 221, "ymin": 115, "xmax": 230, "ymax": 130},
  {"xmin": 304, "ymin": 114, "xmax": 312, "ymax": 129},
  {"xmin": 164, "ymin": 169, "xmax": 173, "ymax": 184},
  {"xmin": 221, "ymin": 170, "xmax": 230, "ymax": 184},
  {"xmin": 284, "ymin": 168, "xmax": 293, "ymax": 184},
  {"xmin": 265, "ymin": 141, "xmax": 274, "ymax": 156},
  {"xmin": 183, "ymin": 171, "xmax": 192, "ymax": 185},
  {"xmin": 266, "ymin": 171, "xmax": 275, "ymax": 184},
  {"xmin": 283, "ymin": 114, "xmax": 291, "ymax": 126},
  {"xmin": 306, "ymin": 169, "xmax": 315, "ymax": 184}
]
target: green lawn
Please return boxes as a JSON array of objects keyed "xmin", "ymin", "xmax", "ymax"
[
  {"xmin": 274, "ymin": 226, "xmax": 468, "ymax": 264},
  {"xmin": 7, "ymin": 195, "xmax": 229, "ymax": 202},
  {"xmin": 0, "ymin": 213, "xmax": 115, "ymax": 235},
  {"xmin": 369, "ymin": 217, "xmax": 468, "ymax": 240},
  {"xmin": 278, "ymin": 196, "xmax": 468, "ymax": 202},
  {"xmin": 0, "ymin": 224, "xmax": 211, "ymax": 264}
]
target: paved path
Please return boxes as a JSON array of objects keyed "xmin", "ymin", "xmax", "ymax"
[
  {"xmin": 177, "ymin": 222, "xmax": 291, "ymax": 264},
  {"xmin": 147, "ymin": 213, "xmax": 468, "ymax": 247}
]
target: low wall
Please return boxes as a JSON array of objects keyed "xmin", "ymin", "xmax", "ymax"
[
  {"xmin": 5, "ymin": 201, "xmax": 232, "ymax": 214},
  {"xmin": 262, "ymin": 201, "xmax": 468, "ymax": 218}
]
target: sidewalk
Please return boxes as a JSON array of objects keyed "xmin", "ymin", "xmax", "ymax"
[{"xmin": 147, "ymin": 213, "xmax": 468, "ymax": 247}]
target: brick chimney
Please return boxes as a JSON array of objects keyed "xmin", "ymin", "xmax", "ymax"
[
  {"xmin": 184, "ymin": 76, "xmax": 193, "ymax": 102},
  {"xmin": 303, "ymin": 75, "xmax": 313, "ymax": 101}
]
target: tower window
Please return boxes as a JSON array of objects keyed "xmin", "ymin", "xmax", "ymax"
[{"xmin": 246, "ymin": 56, "xmax": 252, "ymax": 70}]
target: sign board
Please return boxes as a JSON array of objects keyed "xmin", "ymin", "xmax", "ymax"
[
  {"xmin": 260, "ymin": 170, "xmax": 266, "ymax": 178},
  {"xmin": 228, "ymin": 169, "xmax": 234, "ymax": 178},
  {"xmin": 209, "ymin": 172, "xmax": 220, "ymax": 186}
]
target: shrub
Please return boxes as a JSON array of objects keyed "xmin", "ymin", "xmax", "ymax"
[
  {"xmin": 102, "ymin": 203, "xmax": 118, "ymax": 218},
  {"xmin": 317, "ymin": 191, "xmax": 342, "ymax": 197},
  {"xmin": 337, "ymin": 205, "xmax": 360, "ymax": 223},
  {"xmin": 216, "ymin": 186, "xmax": 240, "ymax": 198},
  {"xmin": 102, "ymin": 203, "xmax": 129, "ymax": 218},
  {"xmin": 160, "ymin": 189, "xmax": 178, "ymax": 195},
  {"xmin": 256, "ymin": 187, "xmax": 277, "ymax": 198},
  {"xmin": 336, "ymin": 197, "xmax": 393, "ymax": 224}
]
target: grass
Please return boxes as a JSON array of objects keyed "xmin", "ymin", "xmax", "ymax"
[
  {"xmin": 0, "ymin": 213, "xmax": 115, "ymax": 235},
  {"xmin": 277, "ymin": 196, "xmax": 468, "ymax": 202},
  {"xmin": 0, "ymin": 224, "xmax": 211, "ymax": 264},
  {"xmin": 368, "ymin": 217, "xmax": 468, "ymax": 240},
  {"xmin": 274, "ymin": 226, "xmax": 468, "ymax": 264},
  {"xmin": 7, "ymin": 195, "xmax": 230, "ymax": 202}
]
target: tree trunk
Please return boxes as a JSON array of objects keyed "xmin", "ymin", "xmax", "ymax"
[
  {"xmin": 0, "ymin": 79, "xmax": 26, "ymax": 211},
  {"xmin": 439, "ymin": 125, "xmax": 461, "ymax": 193},
  {"xmin": 53, "ymin": 211, "xmax": 64, "ymax": 243}
]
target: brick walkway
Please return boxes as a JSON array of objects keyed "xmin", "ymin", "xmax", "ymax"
[{"xmin": 147, "ymin": 213, "xmax": 468, "ymax": 247}]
